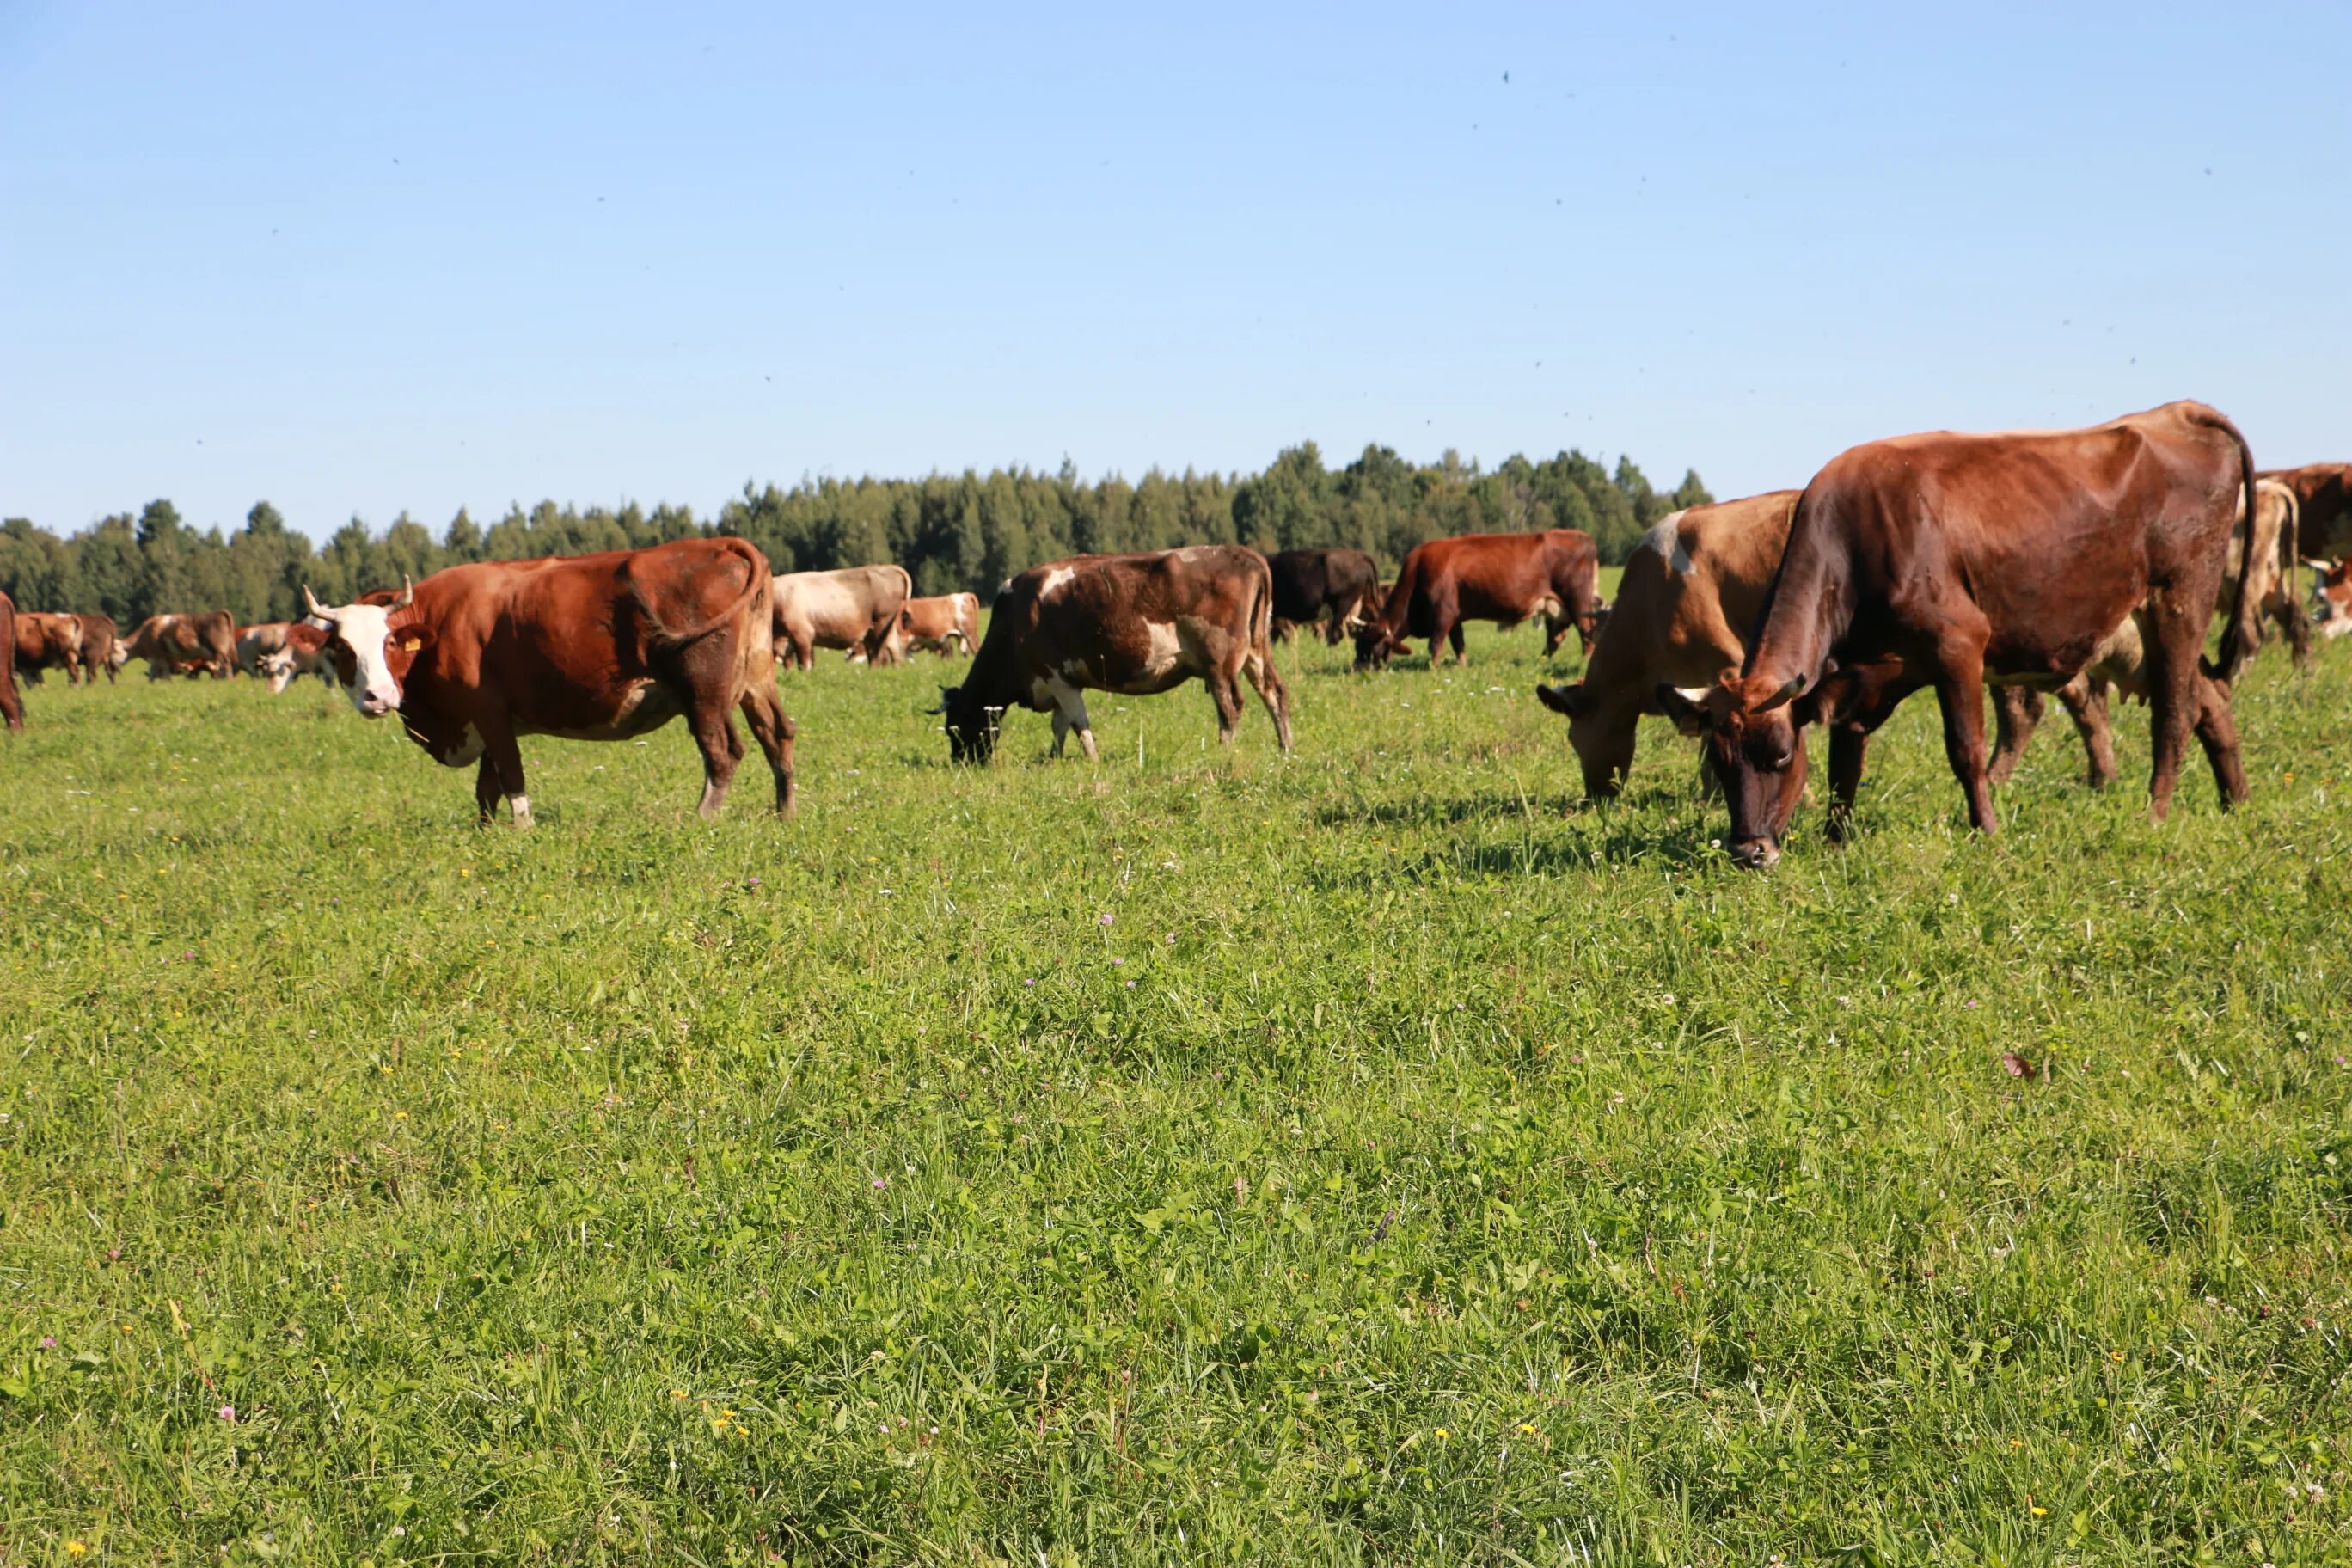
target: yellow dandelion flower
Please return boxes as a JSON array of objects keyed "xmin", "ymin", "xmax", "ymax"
[
  {"xmin": 66, "ymin": 1543, "xmax": 89, "ymax": 1558},
  {"xmin": 2008, "ymin": 1439, "xmax": 2024, "ymax": 1449},
  {"xmin": 1434, "ymin": 1427, "xmax": 1449, "ymax": 1440},
  {"xmin": 671, "ymin": 1389, "xmax": 686, "ymax": 1400},
  {"xmin": 2110, "ymin": 1351, "xmax": 2125, "ymax": 1362},
  {"xmin": 2030, "ymin": 1506, "xmax": 2048, "ymax": 1517}
]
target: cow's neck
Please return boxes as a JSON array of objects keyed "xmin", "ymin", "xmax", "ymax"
[{"xmin": 1743, "ymin": 524, "xmax": 1850, "ymax": 696}]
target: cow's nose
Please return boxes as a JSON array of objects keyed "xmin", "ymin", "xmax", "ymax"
[{"xmin": 1728, "ymin": 837, "xmax": 1780, "ymax": 870}]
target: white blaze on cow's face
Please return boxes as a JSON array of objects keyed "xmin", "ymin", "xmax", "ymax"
[{"xmin": 303, "ymin": 582, "xmax": 432, "ymax": 719}]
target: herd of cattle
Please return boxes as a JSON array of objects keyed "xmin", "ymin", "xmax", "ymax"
[{"xmin": 4, "ymin": 401, "xmax": 2349, "ymax": 866}]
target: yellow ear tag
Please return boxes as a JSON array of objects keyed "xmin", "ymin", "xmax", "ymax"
[{"xmin": 399, "ymin": 632, "xmax": 425, "ymax": 653}]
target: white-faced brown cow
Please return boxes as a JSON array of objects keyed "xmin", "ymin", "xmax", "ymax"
[
  {"xmin": 302, "ymin": 538, "xmax": 795, "ymax": 826},
  {"xmin": 1661, "ymin": 401, "xmax": 2262, "ymax": 868},
  {"xmin": 1353, "ymin": 530, "xmax": 1602, "ymax": 670},
  {"xmin": 1534, "ymin": 491, "xmax": 1802, "ymax": 799},
  {"xmin": 772, "ymin": 565, "xmax": 911, "ymax": 671},
  {"xmin": 898, "ymin": 592, "xmax": 980, "ymax": 658},
  {"xmin": 122, "ymin": 611, "xmax": 237, "ymax": 680},
  {"xmin": 10, "ymin": 612, "xmax": 84, "ymax": 685},
  {"xmin": 935, "ymin": 547, "xmax": 1293, "ymax": 763},
  {"xmin": 1987, "ymin": 476, "xmax": 2305, "ymax": 787}
]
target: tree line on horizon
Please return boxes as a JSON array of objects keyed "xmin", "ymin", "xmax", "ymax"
[{"xmin": 0, "ymin": 444, "xmax": 1710, "ymax": 628}]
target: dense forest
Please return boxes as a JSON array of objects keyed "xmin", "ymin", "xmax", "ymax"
[{"xmin": 0, "ymin": 444, "xmax": 1709, "ymax": 627}]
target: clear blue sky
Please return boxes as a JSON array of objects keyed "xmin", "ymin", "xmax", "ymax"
[{"xmin": 3, "ymin": 2, "xmax": 2345, "ymax": 542}]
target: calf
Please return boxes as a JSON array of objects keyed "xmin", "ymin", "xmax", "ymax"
[
  {"xmin": 1534, "ymin": 491, "xmax": 1802, "ymax": 799},
  {"xmin": 302, "ymin": 538, "xmax": 795, "ymax": 825},
  {"xmin": 0, "ymin": 591, "xmax": 22, "ymax": 731},
  {"xmin": 772, "ymin": 565, "xmax": 912, "ymax": 671},
  {"xmin": 1268, "ymin": 548, "xmax": 1381, "ymax": 645},
  {"xmin": 936, "ymin": 546, "xmax": 1292, "ymax": 762},
  {"xmin": 11, "ymin": 612, "xmax": 83, "ymax": 685},
  {"xmin": 122, "ymin": 610, "xmax": 237, "ymax": 679},
  {"xmin": 1660, "ymin": 401, "xmax": 2261, "ymax": 867},
  {"xmin": 899, "ymin": 592, "xmax": 981, "ymax": 658},
  {"xmin": 1353, "ymin": 530, "xmax": 1602, "ymax": 670}
]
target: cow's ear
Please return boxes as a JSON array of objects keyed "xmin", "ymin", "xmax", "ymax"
[
  {"xmin": 1534, "ymin": 682, "xmax": 1587, "ymax": 719},
  {"xmin": 288, "ymin": 623, "xmax": 327, "ymax": 653},
  {"xmin": 1653, "ymin": 683, "xmax": 1718, "ymax": 738},
  {"xmin": 393, "ymin": 624, "xmax": 435, "ymax": 656},
  {"xmin": 1790, "ymin": 668, "xmax": 1864, "ymax": 726}
]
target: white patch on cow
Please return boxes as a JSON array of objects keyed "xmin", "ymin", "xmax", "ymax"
[
  {"xmin": 511, "ymin": 794, "xmax": 533, "ymax": 828},
  {"xmin": 1140, "ymin": 620, "xmax": 1183, "ymax": 680},
  {"xmin": 260, "ymin": 651, "xmax": 296, "ymax": 694},
  {"xmin": 1638, "ymin": 511, "xmax": 1694, "ymax": 576},
  {"xmin": 439, "ymin": 723, "xmax": 486, "ymax": 768},
  {"xmin": 322, "ymin": 603, "xmax": 402, "ymax": 717},
  {"xmin": 1038, "ymin": 567, "xmax": 1076, "ymax": 601}
]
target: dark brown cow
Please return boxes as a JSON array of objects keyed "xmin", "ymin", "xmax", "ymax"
[
  {"xmin": 11, "ymin": 612, "xmax": 84, "ymax": 684},
  {"xmin": 1268, "ymin": 548, "xmax": 1381, "ymax": 646},
  {"xmin": 302, "ymin": 538, "xmax": 795, "ymax": 825},
  {"xmin": 122, "ymin": 610, "xmax": 237, "ymax": 679},
  {"xmin": 899, "ymin": 592, "xmax": 979, "ymax": 658},
  {"xmin": 1353, "ymin": 530, "xmax": 1602, "ymax": 670},
  {"xmin": 0, "ymin": 590, "xmax": 23, "ymax": 732},
  {"xmin": 2261, "ymin": 463, "xmax": 2352, "ymax": 558},
  {"xmin": 936, "ymin": 547, "xmax": 1292, "ymax": 762},
  {"xmin": 1535, "ymin": 491, "xmax": 1803, "ymax": 799},
  {"xmin": 772, "ymin": 565, "xmax": 911, "ymax": 671},
  {"xmin": 1659, "ymin": 401, "xmax": 2261, "ymax": 868},
  {"xmin": 74, "ymin": 614, "xmax": 119, "ymax": 685}
]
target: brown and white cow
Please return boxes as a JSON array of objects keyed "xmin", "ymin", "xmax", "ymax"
[
  {"xmin": 122, "ymin": 610, "xmax": 237, "ymax": 680},
  {"xmin": 898, "ymin": 592, "xmax": 981, "ymax": 658},
  {"xmin": 1353, "ymin": 530, "xmax": 1602, "ymax": 670},
  {"xmin": 73, "ymin": 614, "xmax": 119, "ymax": 685},
  {"xmin": 1988, "ymin": 475, "xmax": 2306, "ymax": 787},
  {"xmin": 935, "ymin": 547, "xmax": 1292, "ymax": 763},
  {"xmin": 1268, "ymin": 548, "xmax": 1382, "ymax": 646},
  {"xmin": 2261, "ymin": 462, "xmax": 2352, "ymax": 558},
  {"xmin": 1659, "ymin": 401, "xmax": 2262, "ymax": 868},
  {"xmin": 771, "ymin": 565, "xmax": 911, "ymax": 671},
  {"xmin": 1534, "ymin": 491, "xmax": 1803, "ymax": 800},
  {"xmin": 0, "ymin": 590, "xmax": 23, "ymax": 732},
  {"xmin": 236, "ymin": 622, "xmax": 295, "ymax": 683},
  {"xmin": 301, "ymin": 539, "xmax": 796, "ymax": 825},
  {"xmin": 11, "ymin": 612, "xmax": 84, "ymax": 685}
]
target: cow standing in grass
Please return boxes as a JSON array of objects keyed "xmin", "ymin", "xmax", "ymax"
[
  {"xmin": 772, "ymin": 565, "xmax": 911, "ymax": 671},
  {"xmin": 0, "ymin": 590, "xmax": 22, "ymax": 732},
  {"xmin": 1660, "ymin": 401, "xmax": 2263, "ymax": 868},
  {"xmin": 11, "ymin": 612, "xmax": 83, "ymax": 685},
  {"xmin": 1267, "ymin": 548, "xmax": 1381, "ymax": 646},
  {"xmin": 1353, "ymin": 530, "xmax": 1602, "ymax": 670},
  {"xmin": 897, "ymin": 592, "xmax": 980, "ymax": 658},
  {"xmin": 122, "ymin": 610, "xmax": 236, "ymax": 680},
  {"xmin": 74, "ymin": 614, "xmax": 118, "ymax": 685},
  {"xmin": 302, "ymin": 538, "xmax": 795, "ymax": 825},
  {"xmin": 936, "ymin": 547, "xmax": 1292, "ymax": 763}
]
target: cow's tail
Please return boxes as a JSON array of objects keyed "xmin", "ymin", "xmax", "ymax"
[
  {"xmin": 2202, "ymin": 408, "xmax": 2262, "ymax": 686},
  {"xmin": 1249, "ymin": 551, "xmax": 1276, "ymax": 656},
  {"xmin": 642, "ymin": 538, "xmax": 773, "ymax": 651},
  {"xmin": 2275, "ymin": 482, "xmax": 2312, "ymax": 666}
]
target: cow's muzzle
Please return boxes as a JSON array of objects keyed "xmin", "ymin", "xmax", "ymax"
[{"xmin": 1728, "ymin": 836, "xmax": 1780, "ymax": 871}]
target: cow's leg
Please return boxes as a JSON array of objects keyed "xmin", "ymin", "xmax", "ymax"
[
  {"xmin": 1986, "ymin": 687, "xmax": 2042, "ymax": 785},
  {"xmin": 1931, "ymin": 643, "xmax": 1998, "ymax": 835},
  {"xmin": 1046, "ymin": 677, "xmax": 1097, "ymax": 761},
  {"xmin": 2190, "ymin": 671, "xmax": 2249, "ymax": 808},
  {"xmin": 474, "ymin": 756, "xmax": 504, "ymax": 824},
  {"xmin": 737, "ymin": 686, "xmax": 797, "ymax": 817},
  {"xmin": 1823, "ymin": 725, "xmax": 1870, "ymax": 842},
  {"xmin": 2054, "ymin": 677, "xmax": 2116, "ymax": 790},
  {"xmin": 1241, "ymin": 647, "xmax": 1294, "ymax": 751},
  {"xmin": 1205, "ymin": 663, "xmax": 1246, "ymax": 748},
  {"xmin": 2138, "ymin": 592, "xmax": 2211, "ymax": 823},
  {"xmin": 481, "ymin": 726, "xmax": 532, "ymax": 827},
  {"xmin": 1446, "ymin": 622, "xmax": 1467, "ymax": 665}
]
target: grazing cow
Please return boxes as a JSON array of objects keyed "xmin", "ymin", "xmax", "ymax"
[
  {"xmin": 11, "ymin": 612, "xmax": 84, "ymax": 684},
  {"xmin": 2311, "ymin": 558, "xmax": 2352, "ymax": 640},
  {"xmin": 898, "ymin": 592, "xmax": 981, "ymax": 658},
  {"xmin": 301, "ymin": 538, "xmax": 794, "ymax": 825},
  {"xmin": 235, "ymin": 622, "xmax": 294, "ymax": 679},
  {"xmin": 1353, "ymin": 530, "xmax": 1602, "ymax": 670},
  {"xmin": 935, "ymin": 546, "xmax": 1293, "ymax": 762},
  {"xmin": 2261, "ymin": 462, "xmax": 2352, "ymax": 558},
  {"xmin": 0, "ymin": 590, "xmax": 22, "ymax": 732},
  {"xmin": 1534, "ymin": 491, "xmax": 1803, "ymax": 799},
  {"xmin": 1988, "ymin": 476, "xmax": 2306, "ymax": 787},
  {"xmin": 1267, "ymin": 548, "xmax": 1382, "ymax": 646},
  {"xmin": 771, "ymin": 565, "xmax": 911, "ymax": 671},
  {"xmin": 122, "ymin": 610, "xmax": 237, "ymax": 680},
  {"xmin": 74, "ymin": 614, "xmax": 118, "ymax": 685},
  {"xmin": 1658, "ymin": 401, "xmax": 2262, "ymax": 868}
]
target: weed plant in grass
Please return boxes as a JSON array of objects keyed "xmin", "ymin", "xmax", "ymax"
[{"xmin": 3, "ymin": 605, "xmax": 2349, "ymax": 1565}]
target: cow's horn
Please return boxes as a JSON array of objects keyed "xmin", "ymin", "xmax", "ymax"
[
  {"xmin": 2303, "ymin": 557, "xmax": 2336, "ymax": 571},
  {"xmin": 302, "ymin": 584, "xmax": 333, "ymax": 620},
  {"xmin": 394, "ymin": 574, "xmax": 414, "ymax": 609},
  {"xmin": 1756, "ymin": 673, "xmax": 1807, "ymax": 712}
]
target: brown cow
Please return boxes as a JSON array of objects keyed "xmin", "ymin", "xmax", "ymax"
[
  {"xmin": 771, "ymin": 565, "xmax": 911, "ymax": 671},
  {"xmin": 1534, "ymin": 491, "xmax": 1802, "ymax": 799},
  {"xmin": 11, "ymin": 612, "xmax": 84, "ymax": 684},
  {"xmin": 122, "ymin": 611, "xmax": 237, "ymax": 679},
  {"xmin": 74, "ymin": 614, "xmax": 119, "ymax": 685},
  {"xmin": 1659, "ymin": 401, "xmax": 2261, "ymax": 868},
  {"xmin": 935, "ymin": 547, "xmax": 1292, "ymax": 762},
  {"xmin": 2261, "ymin": 463, "xmax": 2352, "ymax": 558},
  {"xmin": 1353, "ymin": 530, "xmax": 1602, "ymax": 670},
  {"xmin": 301, "ymin": 538, "xmax": 794, "ymax": 825},
  {"xmin": 0, "ymin": 590, "xmax": 22, "ymax": 732},
  {"xmin": 1268, "ymin": 548, "xmax": 1382, "ymax": 646},
  {"xmin": 898, "ymin": 592, "xmax": 980, "ymax": 658},
  {"xmin": 1988, "ymin": 476, "xmax": 2306, "ymax": 787}
]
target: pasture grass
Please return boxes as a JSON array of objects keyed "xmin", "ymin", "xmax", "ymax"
[{"xmin": 3, "ymin": 605, "xmax": 2349, "ymax": 1566}]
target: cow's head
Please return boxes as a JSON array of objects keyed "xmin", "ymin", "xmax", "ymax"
[
  {"xmin": 933, "ymin": 683, "xmax": 1004, "ymax": 763},
  {"xmin": 302, "ymin": 578, "xmax": 432, "ymax": 718},
  {"xmin": 2307, "ymin": 558, "xmax": 2352, "ymax": 639},
  {"xmin": 1655, "ymin": 671, "xmax": 1831, "ymax": 869},
  {"xmin": 1352, "ymin": 622, "xmax": 1404, "ymax": 672},
  {"xmin": 259, "ymin": 649, "xmax": 297, "ymax": 695},
  {"xmin": 1534, "ymin": 679, "xmax": 1635, "ymax": 800}
]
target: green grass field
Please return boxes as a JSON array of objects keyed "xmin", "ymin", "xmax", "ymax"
[{"xmin": 4, "ymin": 599, "xmax": 2350, "ymax": 1566}]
